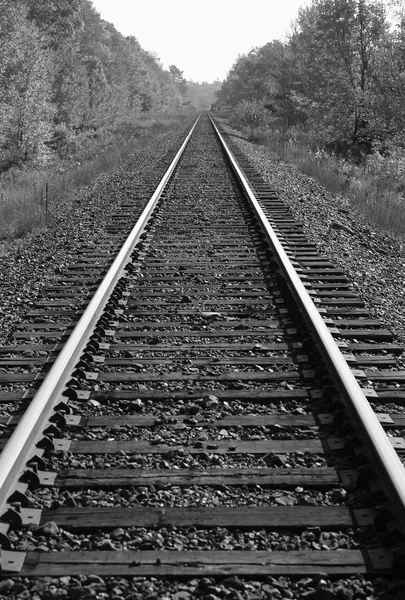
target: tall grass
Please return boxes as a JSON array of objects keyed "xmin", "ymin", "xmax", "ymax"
[
  {"xmin": 247, "ymin": 128, "xmax": 405, "ymax": 239},
  {"xmin": 0, "ymin": 113, "xmax": 190, "ymax": 240}
]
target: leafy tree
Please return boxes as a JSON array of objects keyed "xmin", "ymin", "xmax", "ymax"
[
  {"xmin": 219, "ymin": 0, "xmax": 391, "ymax": 160},
  {"xmin": 25, "ymin": 0, "xmax": 82, "ymax": 48},
  {"xmin": 234, "ymin": 99, "xmax": 274, "ymax": 129},
  {"xmin": 0, "ymin": 0, "xmax": 185, "ymax": 169},
  {"xmin": 288, "ymin": 0, "xmax": 388, "ymax": 156},
  {"xmin": 52, "ymin": 43, "xmax": 89, "ymax": 130},
  {"xmin": 370, "ymin": 18, "xmax": 405, "ymax": 147},
  {"xmin": 169, "ymin": 65, "xmax": 188, "ymax": 98},
  {"xmin": 0, "ymin": 0, "xmax": 54, "ymax": 167},
  {"xmin": 217, "ymin": 41, "xmax": 295, "ymax": 127}
]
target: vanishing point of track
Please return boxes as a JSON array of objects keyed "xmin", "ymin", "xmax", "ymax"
[{"xmin": 0, "ymin": 114, "xmax": 404, "ymax": 581}]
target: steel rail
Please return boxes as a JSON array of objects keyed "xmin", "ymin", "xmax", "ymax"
[
  {"xmin": 209, "ymin": 114, "xmax": 405, "ymax": 532},
  {"xmin": 0, "ymin": 115, "xmax": 200, "ymax": 516}
]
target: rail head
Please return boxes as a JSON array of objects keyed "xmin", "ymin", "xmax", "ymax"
[
  {"xmin": 0, "ymin": 115, "xmax": 200, "ymax": 517},
  {"xmin": 209, "ymin": 114, "xmax": 405, "ymax": 533}
]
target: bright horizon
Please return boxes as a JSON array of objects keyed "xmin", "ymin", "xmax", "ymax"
[{"xmin": 90, "ymin": 0, "xmax": 309, "ymax": 82}]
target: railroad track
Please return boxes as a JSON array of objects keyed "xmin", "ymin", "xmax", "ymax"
[{"xmin": 0, "ymin": 114, "xmax": 404, "ymax": 595}]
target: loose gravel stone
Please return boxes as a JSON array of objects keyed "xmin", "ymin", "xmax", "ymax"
[
  {"xmin": 46, "ymin": 450, "xmax": 328, "ymax": 471},
  {"xmin": 226, "ymin": 125, "xmax": 405, "ymax": 354},
  {"xmin": 2, "ymin": 117, "xmax": 404, "ymax": 600},
  {"xmin": 9, "ymin": 525, "xmax": 376, "ymax": 553},
  {"xmin": 0, "ymin": 118, "xmax": 191, "ymax": 348},
  {"xmin": 0, "ymin": 575, "xmax": 403, "ymax": 600},
  {"xmin": 26, "ymin": 484, "xmax": 348, "ymax": 510}
]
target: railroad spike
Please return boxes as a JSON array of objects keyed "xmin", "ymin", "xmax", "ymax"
[
  {"xmin": 26, "ymin": 455, "xmax": 46, "ymax": 470},
  {"xmin": 43, "ymin": 424, "xmax": 62, "ymax": 438},
  {"xmin": 74, "ymin": 359, "xmax": 90, "ymax": 372},
  {"xmin": 93, "ymin": 326, "xmax": 106, "ymax": 337},
  {"xmin": 0, "ymin": 530, "xmax": 12, "ymax": 551},
  {"xmin": 36, "ymin": 436, "xmax": 55, "ymax": 451},
  {"xmin": 97, "ymin": 316, "xmax": 109, "ymax": 328},
  {"xmin": 49, "ymin": 412, "xmax": 67, "ymax": 427},
  {"xmin": 333, "ymin": 410, "xmax": 350, "ymax": 427},
  {"xmin": 71, "ymin": 368, "xmax": 87, "ymax": 380},
  {"xmin": 369, "ymin": 489, "xmax": 389, "ymax": 506},
  {"xmin": 383, "ymin": 527, "xmax": 405, "ymax": 548},
  {"xmin": 85, "ymin": 340, "xmax": 100, "ymax": 353},
  {"xmin": 351, "ymin": 451, "xmax": 371, "ymax": 468},
  {"xmin": 89, "ymin": 332, "xmax": 102, "ymax": 345},
  {"xmin": 7, "ymin": 490, "xmax": 29, "ymax": 508},
  {"xmin": 53, "ymin": 402, "xmax": 72, "ymax": 414},
  {"xmin": 1, "ymin": 508, "xmax": 23, "ymax": 529},
  {"xmin": 61, "ymin": 388, "xmax": 90, "ymax": 401},
  {"xmin": 19, "ymin": 469, "xmax": 40, "ymax": 489}
]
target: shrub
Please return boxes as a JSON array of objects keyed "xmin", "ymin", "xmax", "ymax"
[{"xmin": 234, "ymin": 100, "xmax": 273, "ymax": 130}]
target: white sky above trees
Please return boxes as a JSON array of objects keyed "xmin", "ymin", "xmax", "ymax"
[{"xmin": 90, "ymin": 0, "xmax": 308, "ymax": 82}]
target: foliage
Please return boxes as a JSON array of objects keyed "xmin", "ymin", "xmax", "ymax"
[
  {"xmin": 186, "ymin": 80, "xmax": 222, "ymax": 110},
  {"xmin": 217, "ymin": 0, "xmax": 405, "ymax": 237},
  {"xmin": 169, "ymin": 65, "xmax": 188, "ymax": 99},
  {"xmin": 290, "ymin": 0, "xmax": 388, "ymax": 159},
  {"xmin": 217, "ymin": 0, "xmax": 405, "ymax": 163},
  {"xmin": 0, "ymin": 0, "xmax": 186, "ymax": 170},
  {"xmin": 217, "ymin": 41, "xmax": 294, "ymax": 123},
  {"xmin": 0, "ymin": 1, "xmax": 55, "ymax": 168},
  {"xmin": 0, "ymin": 113, "xmax": 189, "ymax": 239},
  {"xmin": 233, "ymin": 100, "xmax": 274, "ymax": 129},
  {"xmin": 263, "ymin": 133, "xmax": 405, "ymax": 237}
]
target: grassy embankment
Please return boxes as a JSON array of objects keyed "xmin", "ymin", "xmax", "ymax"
[
  {"xmin": 262, "ymin": 132, "xmax": 405, "ymax": 238},
  {"xmin": 221, "ymin": 114, "xmax": 405, "ymax": 239},
  {"xmin": 0, "ymin": 113, "xmax": 191, "ymax": 241}
]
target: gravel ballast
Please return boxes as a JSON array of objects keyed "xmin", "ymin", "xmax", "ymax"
[
  {"xmin": 226, "ymin": 129, "xmax": 405, "ymax": 355},
  {"xmin": 0, "ymin": 574, "xmax": 403, "ymax": 600},
  {"xmin": 1, "ymin": 118, "xmax": 405, "ymax": 599},
  {"xmin": 0, "ymin": 119, "xmax": 192, "ymax": 347}
]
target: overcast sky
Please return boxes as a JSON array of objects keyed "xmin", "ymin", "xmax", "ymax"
[{"xmin": 90, "ymin": 0, "xmax": 308, "ymax": 82}]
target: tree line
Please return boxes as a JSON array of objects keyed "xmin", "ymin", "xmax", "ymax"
[
  {"xmin": 217, "ymin": 0, "xmax": 405, "ymax": 162},
  {"xmin": 187, "ymin": 81, "xmax": 222, "ymax": 110},
  {"xmin": 0, "ymin": 0, "xmax": 188, "ymax": 170}
]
